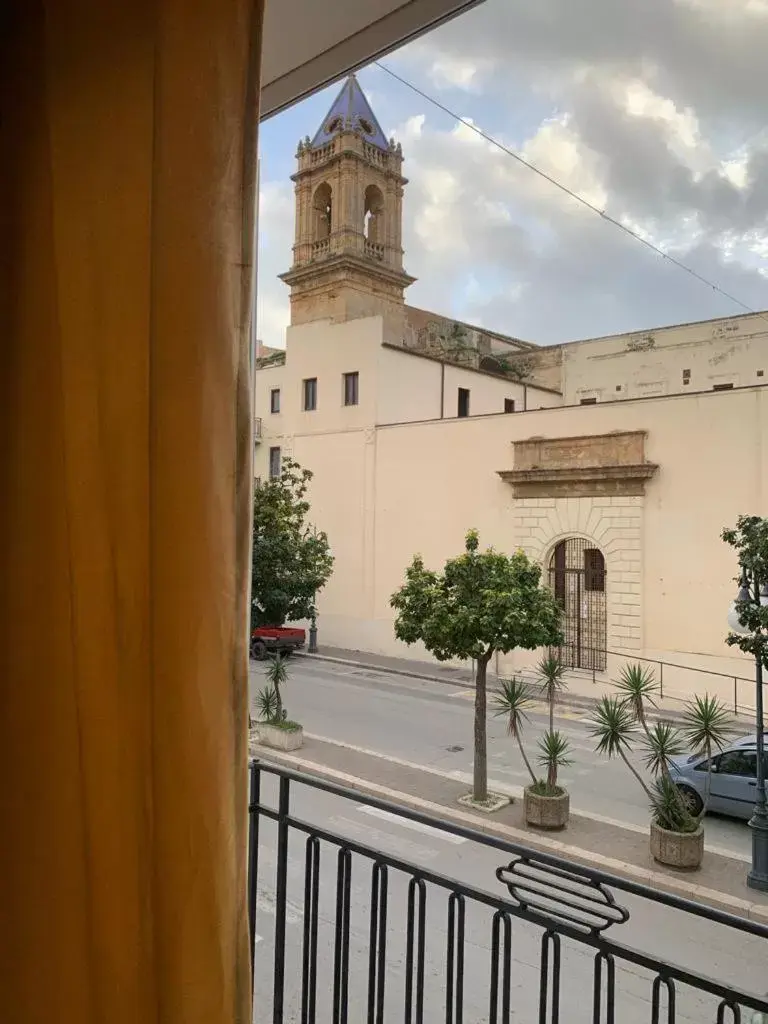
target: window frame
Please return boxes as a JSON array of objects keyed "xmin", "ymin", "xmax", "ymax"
[
  {"xmin": 457, "ymin": 387, "xmax": 470, "ymax": 418},
  {"xmin": 715, "ymin": 749, "xmax": 757, "ymax": 778},
  {"xmin": 343, "ymin": 371, "xmax": 359, "ymax": 407},
  {"xmin": 302, "ymin": 377, "xmax": 318, "ymax": 412},
  {"xmin": 269, "ymin": 388, "xmax": 281, "ymax": 414},
  {"xmin": 268, "ymin": 446, "xmax": 281, "ymax": 480}
]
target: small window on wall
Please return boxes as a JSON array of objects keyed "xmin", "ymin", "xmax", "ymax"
[
  {"xmin": 270, "ymin": 388, "xmax": 280, "ymax": 413},
  {"xmin": 458, "ymin": 388, "xmax": 470, "ymax": 418},
  {"xmin": 504, "ymin": 398, "xmax": 515, "ymax": 414},
  {"xmin": 343, "ymin": 372, "xmax": 359, "ymax": 407},
  {"xmin": 713, "ymin": 382, "xmax": 734, "ymax": 391},
  {"xmin": 584, "ymin": 548, "xmax": 605, "ymax": 593},
  {"xmin": 303, "ymin": 377, "xmax": 317, "ymax": 411},
  {"xmin": 268, "ymin": 446, "xmax": 281, "ymax": 480},
  {"xmin": 682, "ymin": 369, "xmax": 691, "ymax": 385},
  {"xmin": 580, "ymin": 397, "xmax": 597, "ymax": 406}
]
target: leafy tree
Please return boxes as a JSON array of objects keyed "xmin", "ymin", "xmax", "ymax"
[
  {"xmin": 251, "ymin": 458, "xmax": 334, "ymax": 627},
  {"xmin": 391, "ymin": 531, "xmax": 563, "ymax": 803},
  {"xmin": 722, "ymin": 515, "xmax": 768, "ymax": 669}
]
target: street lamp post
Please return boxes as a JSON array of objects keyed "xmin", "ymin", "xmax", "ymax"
[{"xmin": 727, "ymin": 569, "xmax": 768, "ymax": 892}]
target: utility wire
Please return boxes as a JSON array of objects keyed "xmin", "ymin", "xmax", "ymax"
[{"xmin": 374, "ymin": 59, "xmax": 768, "ymax": 325}]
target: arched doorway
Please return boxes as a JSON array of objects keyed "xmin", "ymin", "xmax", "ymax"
[{"xmin": 548, "ymin": 538, "xmax": 606, "ymax": 671}]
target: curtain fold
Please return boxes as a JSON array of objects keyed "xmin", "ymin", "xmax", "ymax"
[{"xmin": 0, "ymin": 2, "xmax": 262, "ymax": 1020}]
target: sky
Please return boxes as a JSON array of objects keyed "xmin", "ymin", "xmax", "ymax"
[{"xmin": 256, "ymin": 0, "xmax": 768, "ymax": 348}]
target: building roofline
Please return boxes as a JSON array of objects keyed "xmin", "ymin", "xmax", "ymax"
[
  {"xmin": 550, "ymin": 307, "xmax": 768, "ymax": 351},
  {"xmin": 376, "ymin": 378, "xmax": 768, "ymax": 430},
  {"xmin": 404, "ymin": 305, "xmax": 538, "ymax": 351},
  {"xmin": 381, "ymin": 341, "xmax": 562, "ymax": 395}
]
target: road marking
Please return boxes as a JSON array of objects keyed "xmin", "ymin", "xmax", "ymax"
[
  {"xmin": 357, "ymin": 804, "xmax": 466, "ymax": 844},
  {"xmin": 330, "ymin": 815, "xmax": 439, "ymax": 861}
]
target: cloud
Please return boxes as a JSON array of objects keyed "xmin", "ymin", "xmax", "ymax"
[{"xmin": 256, "ymin": 0, "xmax": 768, "ymax": 346}]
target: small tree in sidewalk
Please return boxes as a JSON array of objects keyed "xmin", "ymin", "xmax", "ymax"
[
  {"xmin": 390, "ymin": 531, "xmax": 563, "ymax": 805},
  {"xmin": 493, "ymin": 677, "xmax": 572, "ymax": 795},
  {"xmin": 590, "ymin": 663, "xmax": 733, "ymax": 866}
]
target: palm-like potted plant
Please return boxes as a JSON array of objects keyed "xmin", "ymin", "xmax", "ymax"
[
  {"xmin": 255, "ymin": 654, "xmax": 304, "ymax": 751},
  {"xmin": 590, "ymin": 664, "xmax": 732, "ymax": 868},
  {"xmin": 493, "ymin": 676, "xmax": 572, "ymax": 829}
]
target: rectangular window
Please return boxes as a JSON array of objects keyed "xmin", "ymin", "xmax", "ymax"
[
  {"xmin": 682, "ymin": 368, "xmax": 691, "ymax": 382},
  {"xmin": 713, "ymin": 383, "xmax": 734, "ymax": 391},
  {"xmin": 268, "ymin": 446, "xmax": 281, "ymax": 480},
  {"xmin": 270, "ymin": 388, "xmax": 280, "ymax": 414},
  {"xmin": 302, "ymin": 377, "xmax": 317, "ymax": 411},
  {"xmin": 504, "ymin": 398, "xmax": 515, "ymax": 414},
  {"xmin": 457, "ymin": 387, "xmax": 470, "ymax": 418},
  {"xmin": 580, "ymin": 397, "xmax": 597, "ymax": 405},
  {"xmin": 343, "ymin": 371, "xmax": 359, "ymax": 407}
]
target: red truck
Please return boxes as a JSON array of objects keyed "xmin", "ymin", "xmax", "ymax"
[{"xmin": 250, "ymin": 625, "xmax": 306, "ymax": 660}]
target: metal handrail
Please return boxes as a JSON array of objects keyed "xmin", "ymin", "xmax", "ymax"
[
  {"xmin": 247, "ymin": 759, "xmax": 768, "ymax": 1022},
  {"xmin": 541, "ymin": 642, "xmax": 760, "ymax": 715}
]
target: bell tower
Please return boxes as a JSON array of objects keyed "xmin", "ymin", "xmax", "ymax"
[{"xmin": 280, "ymin": 75, "xmax": 415, "ymax": 337}]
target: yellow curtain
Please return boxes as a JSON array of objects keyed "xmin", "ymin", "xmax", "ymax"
[{"xmin": 0, "ymin": 2, "xmax": 262, "ymax": 1021}]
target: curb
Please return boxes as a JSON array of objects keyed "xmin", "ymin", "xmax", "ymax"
[
  {"xmin": 250, "ymin": 738, "xmax": 768, "ymax": 925},
  {"xmin": 299, "ymin": 730, "xmax": 750, "ymax": 864},
  {"xmin": 294, "ymin": 651, "xmax": 715, "ymax": 723}
]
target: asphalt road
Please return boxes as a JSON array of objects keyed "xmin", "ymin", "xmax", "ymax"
[
  {"xmin": 249, "ymin": 774, "xmax": 767, "ymax": 1024},
  {"xmin": 249, "ymin": 655, "xmax": 751, "ymax": 858}
]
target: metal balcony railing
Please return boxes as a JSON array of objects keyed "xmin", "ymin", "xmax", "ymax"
[{"xmin": 248, "ymin": 760, "xmax": 768, "ymax": 1024}]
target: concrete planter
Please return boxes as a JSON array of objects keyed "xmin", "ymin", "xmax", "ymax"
[
  {"xmin": 650, "ymin": 820, "xmax": 704, "ymax": 869},
  {"xmin": 257, "ymin": 721, "xmax": 304, "ymax": 752},
  {"xmin": 524, "ymin": 786, "xmax": 570, "ymax": 829}
]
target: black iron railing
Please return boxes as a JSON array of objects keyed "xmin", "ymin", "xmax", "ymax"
[{"xmin": 248, "ymin": 759, "xmax": 768, "ymax": 1023}]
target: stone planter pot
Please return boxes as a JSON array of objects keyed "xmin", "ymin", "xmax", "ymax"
[
  {"xmin": 257, "ymin": 721, "xmax": 304, "ymax": 752},
  {"xmin": 650, "ymin": 820, "xmax": 704, "ymax": 869},
  {"xmin": 524, "ymin": 786, "xmax": 570, "ymax": 829}
]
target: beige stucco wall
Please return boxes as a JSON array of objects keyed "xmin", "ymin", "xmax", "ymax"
[
  {"xmin": 560, "ymin": 311, "xmax": 768, "ymax": 404},
  {"xmin": 255, "ymin": 315, "xmax": 561, "ymax": 436},
  {"xmin": 300, "ymin": 385, "xmax": 766, "ymax": 695},
  {"xmin": 254, "ymin": 309, "xmax": 767, "ymax": 703}
]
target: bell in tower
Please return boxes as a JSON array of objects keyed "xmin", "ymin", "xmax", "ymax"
[{"xmin": 280, "ymin": 75, "xmax": 416, "ymax": 338}]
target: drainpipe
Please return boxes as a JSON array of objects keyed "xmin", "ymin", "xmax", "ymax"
[
  {"xmin": 440, "ymin": 362, "xmax": 445, "ymax": 418},
  {"xmin": 523, "ymin": 383, "xmax": 528, "ymax": 411}
]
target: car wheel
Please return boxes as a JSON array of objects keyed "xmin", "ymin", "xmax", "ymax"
[
  {"xmin": 676, "ymin": 784, "xmax": 703, "ymax": 817},
  {"xmin": 250, "ymin": 640, "xmax": 267, "ymax": 661}
]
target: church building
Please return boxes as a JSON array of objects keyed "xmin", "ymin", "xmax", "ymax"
[{"xmin": 255, "ymin": 75, "xmax": 768, "ymax": 705}]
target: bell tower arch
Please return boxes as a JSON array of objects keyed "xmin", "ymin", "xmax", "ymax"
[{"xmin": 280, "ymin": 75, "xmax": 415, "ymax": 337}]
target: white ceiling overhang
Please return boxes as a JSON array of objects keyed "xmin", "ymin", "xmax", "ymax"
[{"xmin": 261, "ymin": 0, "xmax": 486, "ymax": 119}]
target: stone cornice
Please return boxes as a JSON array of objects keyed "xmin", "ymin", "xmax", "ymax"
[
  {"xmin": 280, "ymin": 252, "xmax": 416, "ymax": 290},
  {"xmin": 498, "ymin": 431, "xmax": 659, "ymax": 498}
]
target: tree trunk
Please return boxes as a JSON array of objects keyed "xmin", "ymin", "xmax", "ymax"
[
  {"xmin": 515, "ymin": 731, "xmax": 537, "ymax": 786},
  {"xmin": 473, "ymin": 654, "xmax": 491, "ymax": 802},
  {"xmin": 620, "ymin": 747, "xmax": 654, "ymax": 802}
]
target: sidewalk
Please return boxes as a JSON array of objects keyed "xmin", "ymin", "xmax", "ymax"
[
  {"xmin": 250, "ymin": 731, "xmax": 768, "ymax": 923},
  {"xmin": 301, "ymin": 646, "xmax": 753, "ymax": 723}
]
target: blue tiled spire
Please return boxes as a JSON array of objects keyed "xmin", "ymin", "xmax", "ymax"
[{"xmin": 311, "ymin": 74, "xmax": 389, "ymax": 151}]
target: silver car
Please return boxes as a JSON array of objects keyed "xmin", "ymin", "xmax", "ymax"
[{"xmin": 670, "ymin": 733, "xmax": 767, "ymax": 820}]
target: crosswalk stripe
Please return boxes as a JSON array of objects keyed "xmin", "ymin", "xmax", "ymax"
[{"xmin": 357, "ymin": 805, "xmax": 466, "ymax": 844}]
